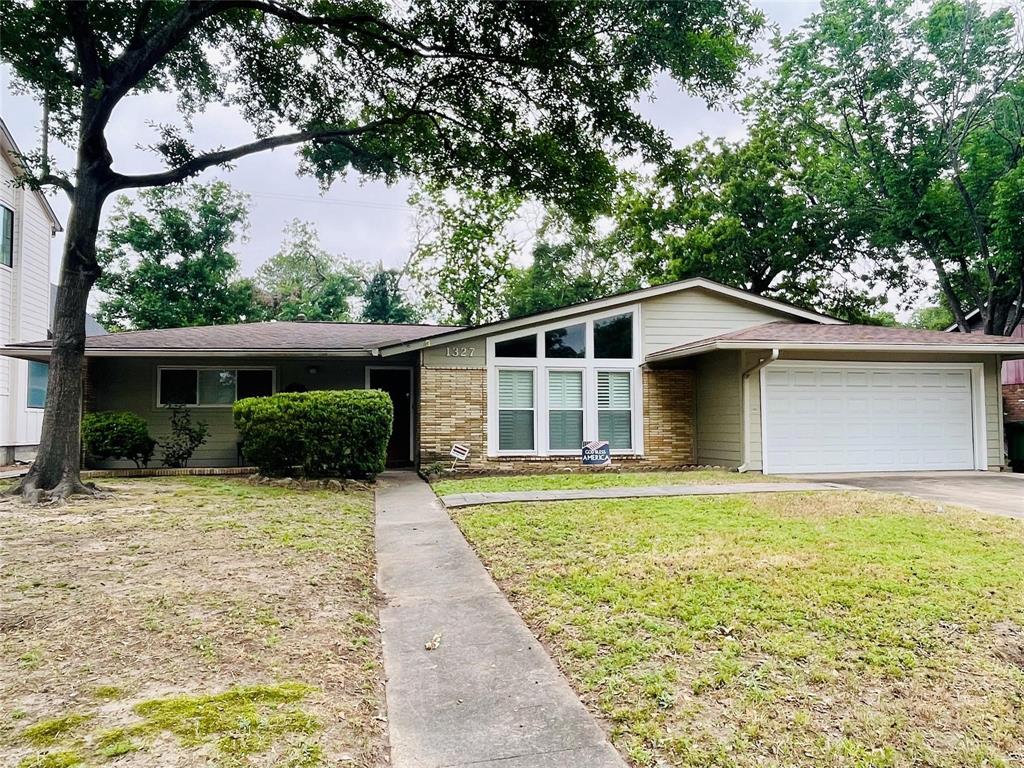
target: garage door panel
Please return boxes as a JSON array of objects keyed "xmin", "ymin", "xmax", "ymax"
[{"xmin": 762, "ymin": 364, "xmax": 977, "ymax": 474}]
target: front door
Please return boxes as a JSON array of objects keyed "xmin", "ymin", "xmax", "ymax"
[{"xmin": 369, "ymin": 368, "xmax": 413, "ymax": 467}]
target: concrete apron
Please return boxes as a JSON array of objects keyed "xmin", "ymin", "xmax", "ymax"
[{"xmin": 375, "ymin": 471, "xmax": 626, "ymax": 768}]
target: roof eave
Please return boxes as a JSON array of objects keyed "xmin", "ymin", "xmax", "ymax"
[
  {"xmin": 645, "ymin": 339, "xmax": 1024, "ymax": 364},
  {"xmin": 0, "ymin": 347, "xmax": 381, "ymax": 360}
]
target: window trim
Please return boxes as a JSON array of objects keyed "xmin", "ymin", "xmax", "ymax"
[
  {"xmin": 0, "ymin": 204, "xmax": 14, "ymax": 269},
  {"xmin": 494, "ymin": 366, "xmax": 537, "ymax": 454},
  {"xmin": 486, "ymin": 306, "xmax": 643, "ymax": 457},
  {"xmin": 156, "ymin": 366, "xmax": 276, "ymax": 408},
  {"xmin": 546, "ymin": 368, "xmax": 585, "ymax": 454},
  {"xmin": 26, "ymin": 360, "xmax": 48, "ymax": 410},
  {"xmin": 596, "ymin": 368, "xmax": 634, "ymax": 451}
]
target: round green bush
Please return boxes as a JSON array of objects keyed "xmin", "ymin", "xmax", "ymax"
[
  {"xmin": 82, "ymin": 411, "xmax": 157, "ymax": 468},
  {"xmin": 234, "ymin": 389, "xmax": 393, "ymax": 479}
]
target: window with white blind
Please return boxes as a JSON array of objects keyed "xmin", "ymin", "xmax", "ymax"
[
  {"xmin": 486, "ymin": 306, "xmax": 641, "ymax": 456},
  {"xmin": 498, "ymin": 369, "xmax": 535, "ymax": 451},
  {"xmin": 597, "ymin": 371, "xmax": 632, "ymax": 449},
  {"xmin": 547, "ymin": 370, "xmax": 583, "ymax": 451}
]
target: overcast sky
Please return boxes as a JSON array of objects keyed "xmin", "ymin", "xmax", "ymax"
[{"xmin": 0, "ymin": 1, "xmax": 819, "ymax": 288}]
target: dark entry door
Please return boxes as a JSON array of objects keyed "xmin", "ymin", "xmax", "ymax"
[{"xmin": 369, "ymin": 368, "xmax": 413, "ymax": 467}]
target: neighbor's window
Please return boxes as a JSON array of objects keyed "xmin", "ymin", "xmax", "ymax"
[
  {"xmin": 27, "ymin": 361, "xmax": 48, "ymax": 408},
  {"xmin": 0, "ymin": 205, "xmax": 13, "ymax": 268},
  {"xmin": 497, "ymin": 369, "xmax": 534, "ymax": 450},
  {"xmin": 159, "ymin": 368, "xmax": 273, "ymax": 406},
  {"xmin": 594, "ymin": 312, "xmax": 632, "ymax": 359},
  {"xmin": 597, "ymin": 371, "xmax": 632, "ymax": 449},
  {"xmin": 495, "ymin": 334, "xmax": 537, "ymax": 358},
  {"xmin": 547, "ymin": 370, "xmax": 583, "ymax": 451},
  {"xmin": 545, "ymin": 323, "xmax": 585, "ymax": 358}
]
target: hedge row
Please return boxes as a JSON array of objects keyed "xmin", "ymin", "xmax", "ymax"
[{"xmin": 233, "ymin": 389, "xmax": 393, "ymax": 478}]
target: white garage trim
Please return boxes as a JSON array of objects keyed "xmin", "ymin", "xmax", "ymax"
[{"xmin": 759, "ymin": 360, "xmax": 987, "ymax": 474}]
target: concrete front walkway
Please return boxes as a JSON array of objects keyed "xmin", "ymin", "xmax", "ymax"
[
  {"xmin": 440, "ymin": 481, "xmax": 848, "ymax": 508},
  {"xmin": 375, "ymin": 471, "xmax": 626, "ymax": 768}
]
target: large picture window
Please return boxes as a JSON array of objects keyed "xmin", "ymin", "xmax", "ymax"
[
  {"xmin": 158, "ymin": 367, "xmax": 274, "ymax": 406},
  {"xmin": 1, "ymin": 205, "xmax": 13, "ymax": 268},
  {"xmin": 548, "ymin": 370, "xmax": 583, "ymax": 451},
  {"xmin": 497, "ymin": 369, "xmax": 534, "ymax": 451},
  {"xmin": 487, "ymin": 307, "xmax": 640, "ymax": 456},
  {"xmin": 597, "ymin": 371, "xmax": 632, "ymax": 449},
  {"xmin": 27, "ymin": 361, "xmax": 48, "ymax": 409}
]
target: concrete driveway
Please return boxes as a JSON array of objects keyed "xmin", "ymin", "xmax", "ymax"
[{"xmin": 793, "ymin": 471, "xmax": 1024, "ymax": 520}]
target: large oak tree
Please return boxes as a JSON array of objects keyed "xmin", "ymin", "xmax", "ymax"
[
  {"xmin": 768, "ymin": 0, "xmax": 1024, "ymax": 334},
  {"xmin": 2, "ymin": 0, "xmax": 760, "ymax": 500}
]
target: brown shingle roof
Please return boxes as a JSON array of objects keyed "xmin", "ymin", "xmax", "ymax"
[
  {"xmin": 723, "ymin": 321, "xmax": 1024, "ymax": 345},
  {"xmin": 8, "ymin": 321, "xmax": 460, "ymax": 354},
  {"xmin": 648, "ymin": 321, "xmax": 1024, "ymax": 362}
]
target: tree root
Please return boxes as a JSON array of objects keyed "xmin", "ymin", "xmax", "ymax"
[{"xmin": 3, "ymin": 473, "xmax": 109, "ymax": 505}]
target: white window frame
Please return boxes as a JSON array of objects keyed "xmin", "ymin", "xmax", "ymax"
[
  {"xmin": 546, "ymin": 367, "xmax": 586, "ymax": 454},
  {"xmin": 0, "ymin": 203, "xmax": 13, "ymax": 270},
  {"xmin": 493, "ymin": 366, "xmax": 538, "ymax": 454},
  {"xmin": 596, "ymin": 368, "xmax": 635, "ymax": 451},
  {"xmin": 156, "ymin": 366, "xmax": 277, "ymax": 408},
  {"xmin": 486, "ymin": 305, "xmax": 643, "ymax": 457},
  {"xmin": 26, "ymin": 360, "xmax": 48, "ymax": 410}
]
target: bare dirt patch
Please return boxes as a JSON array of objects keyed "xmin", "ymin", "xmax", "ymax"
[{"xmin": 0, "ymin": 477, "xmax": 386, "ymax": 768}]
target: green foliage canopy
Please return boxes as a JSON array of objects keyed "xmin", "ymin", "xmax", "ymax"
[
  {"xmin": 255, "ymin": 220, "xmax": 364, "ymax": 321},
  {"xmin": 95, "ymin": 181, "xmax": 262, "ymax": 330},
  {"xmin": 768, "ymin": 0, "xmax": 1024, "ymax": 334}
]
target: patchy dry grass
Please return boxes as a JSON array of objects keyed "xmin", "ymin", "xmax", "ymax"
[
  {"xmin": 0, "ymin": 477, "xmax": 385, "ymax": 768},
  {"xmin": 433, "ymin": 469, "xmax": 783, "ymax": 496},
  {"xmin": 454, "ymin": 491, "xmax": 1024, "ymax": 768}
]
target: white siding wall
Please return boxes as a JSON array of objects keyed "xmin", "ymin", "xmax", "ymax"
[
  {"xmin": 1, "ymin": 147, "xmax": 55, "ymax": 456},
  {"xmin": 641, "ymin": 288, "xmax": 793, "ymax": 356}
]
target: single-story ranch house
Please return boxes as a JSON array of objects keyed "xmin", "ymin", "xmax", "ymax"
[{"xmin": 5, "ymin": 277, "xmax": 1024, "ymax": 474}]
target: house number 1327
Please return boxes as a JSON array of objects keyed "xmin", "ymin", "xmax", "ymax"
[{"xmin": 446, "ymin": 346, "xmax": 475, "ymax": 357}]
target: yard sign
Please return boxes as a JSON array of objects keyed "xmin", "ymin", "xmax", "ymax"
[
  {"xmin": 581, "ymin": 440, "xmax": 611, "ymax": 466},
  {"xmin": 450, "ymin": 442, "xmax": 470, "ymax": 469}
]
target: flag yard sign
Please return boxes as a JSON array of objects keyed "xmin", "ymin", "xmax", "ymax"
[{"xmin": 582, "ymin": 440, "xmax": 611, "ymax": 466}]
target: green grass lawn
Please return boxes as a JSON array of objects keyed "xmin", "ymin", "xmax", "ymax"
[
  {"xmin": 453, "ymin": 491, "xmax": 1024, "ymax": 768},
  {"xmin": 433, "ymin": 469, "xmax": 783, "ymax": 496},
  {"xmin": 1, "ymin": 477, "xmax": 385, "ymax": 768}
]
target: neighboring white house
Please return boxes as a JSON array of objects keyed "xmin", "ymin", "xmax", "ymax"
[{"xmin": 1, "ymin": 117, "xmax": 62, "ymax": 464}]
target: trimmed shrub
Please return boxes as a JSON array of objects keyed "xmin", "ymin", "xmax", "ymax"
[
  {"xmin": 234, "ymin": 389, "xmax": 393, "ymax": 479},
  {"xmin": 82, "ymin": 411, "xmax": 157, "ymax": 468}
]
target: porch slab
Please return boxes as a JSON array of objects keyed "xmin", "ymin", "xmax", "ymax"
[{"xmin": 439, "ymin": 481, "xmax": 850, "ymax": 508}]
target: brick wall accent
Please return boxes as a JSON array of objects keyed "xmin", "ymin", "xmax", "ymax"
[
  {"xmin": 418, "ymin": 365, "xmax": 698, "ymax": 469},
  {"xmin": 419, "ymin": 367, "xmax": 487, "ymax": 466},
  {"xmin": 642, "ymin": 367, "xmax": 696, "ymax": 464},
  {"xmin": 1005, "ymin": 383, "xmax": 1024, "ymax": 422}
]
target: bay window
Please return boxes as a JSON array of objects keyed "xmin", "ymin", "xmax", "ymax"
[{"xmin": 497, "ymin": 369, "xmax": 535, "ymax": 451}]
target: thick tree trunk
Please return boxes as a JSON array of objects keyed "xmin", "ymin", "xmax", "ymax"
[{"xmin": 6, "ymin": 189, "xmax": 104, "ymax": 502}]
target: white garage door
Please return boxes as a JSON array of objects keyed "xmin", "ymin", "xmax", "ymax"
[{"xmin": 762, "ymin": 363, "xmax": 979, "ymax": 474}]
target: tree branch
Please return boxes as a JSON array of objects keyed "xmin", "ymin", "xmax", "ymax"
[
  {"xmin": 37, "ymin": 174, "xmax": 76, "ymax": 198},
  {"xmin": 109, "ymin": 114, "xmax": 420, "ymax": 190},
  {"xmin": 64, "ymin": 0, "xmax": 103, "ymax": 83}
]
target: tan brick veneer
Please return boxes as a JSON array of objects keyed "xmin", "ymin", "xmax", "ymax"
[
  {"xmin": 419, "ymin": 367, "xmax": 488, "ymax": 466},
  {"xmin": 418, "ymin": 365, "xmax": 697, "ymax": 469},
  {"xmin": 642, "ymin": 367, "xmax": 696, "ymax": 464}
]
